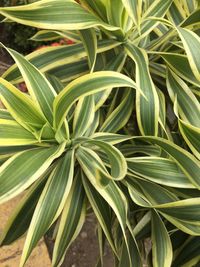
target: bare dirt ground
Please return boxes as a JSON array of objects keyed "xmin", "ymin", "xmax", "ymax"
[{"xmin": 45, "ymin": 217, "xmax": 114, "ymax": 267}]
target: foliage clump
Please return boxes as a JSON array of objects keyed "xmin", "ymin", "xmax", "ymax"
[{"xmin": 0, "ymin": 1, "xmax": 200, "ymax": 267}]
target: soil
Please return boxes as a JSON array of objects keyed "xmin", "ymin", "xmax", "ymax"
[{"xmin": 45, "ymin": 216, "xmax": 114, "ymax": 267}]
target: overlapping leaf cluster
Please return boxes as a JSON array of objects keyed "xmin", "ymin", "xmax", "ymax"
[{"xmin": 0, "ymin": 0, "xmax": 200, "ymax": 266}]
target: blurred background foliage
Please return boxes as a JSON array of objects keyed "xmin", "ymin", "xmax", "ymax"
[{"xmin": 0, "ymin": 0, "xmax": 45, "ymax": 54}]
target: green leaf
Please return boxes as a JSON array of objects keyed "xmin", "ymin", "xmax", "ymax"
[
  {"xmin": 0, "ymin": 0, "xmax": 119, "ymax": 31},
  {"xmin": 78, "ymin": 0, "xmax": 108, "ymax": 22},
  {"xmin": 49, "ymin": 59, "xmax": 89, "ymax": 84},
  {"xmin": 20, "ymin": 149, "xmax": 74, "ymax": 267},
  {"xmin": 128, "ymin": 179, "xmax": 200, "ymax": 235},
  {"xmin": 73, "ymin": 95, "xmax": 95, "ymax": 138},
  {"xmin": 91, "ymin": 133, "xmax": 132, "ymax": 145},
  {"xmin": 178, "ymin": 121, "xmax": 200, "ymax": 160},
  {"xmin": 176, "ymin": 27, "xmax": 200, "ymax": 82},
  {"xmin": 81, "ymin": 170, "xmax": 127, "ymax": 237},
  {"xmin": 53, "ymin": 71, "xmax": 139, "ymax": 132},
  {"xmin": 79, "ymin": 28, "xmax": 97, "ymax": 72},
  {"xmin": 0, "ymin": 143, "xmax": 65, "ymax": 204},
  {"xmin": 127, "ymin": 156, "xmax": 194, "ymax": 188},
  {"xmin": 45, "ymin": 73, "xmax": 64, "ymax": 93},
  {"xmin": 0, "ymin": 109, "xmax": 13, "ymax": 120},
  {"xmin": 0, "ymin": 78, "xmax": 46, "ymax": 134},
  {"xmin": 119, "ymin": 223, "xmax": 142, "ymax": 267},
  {"xmin": 139, "ymin": 0, "xmax": 173, "ymax": 38},
  {"xmin": 52, "ymin": 172, "xmax": 86, "ymax": 267},
  {"xmin": 166, "ymin": 69, "xmax": 200, "ymax": 127},
  {"xmin": 81, "ymin": 139, "xmax": 127, "ymax": 181},
  {"xmin": 121, "ymin": 0, "xmax": 142, "ymax": 26},
  {"xmin": 76, "ymin": 146, "xmax": 113, "ymax": 186},
  {"xmin": 181, "ymin": 7, "xmax": 200, "ymax": 27},
  {"xmin": 82, "ymin": 175, "xmax": 117, "ymax": 255},
  {"xmin": 125, "ymin": 43, "xmax": 159, "ymax": 136},
  {"xmin": 167, "ymin": 1, "xmax": 186, "ymax": 25},
  {"xmin": 173, "ymin": 236, "xmax": 200, "ymax": 267},
  {"xmin": 106, "ymin": 0, "xmax": 124, "ymax": 28},
  {"xmin": 31, "ymin": 30, "xmax": 80, "ymax": 42},
  {"xmin": 3, "ymin": 40, "xmax": 120, "ymax": 83},
  {"xmin": 1, "ymin": 44, "xmax": 57, "ymax": 125},
  {"xmin": 162, "ymin": 53, "xmax": 200, "ymax": 87},
  {"xmin": 151, "ymin": 210, "xmax": 173, "ymax": 267},
  {"xmin": 100, "ymin": 89, "xmax": 135, "ymax": 133},
  {"xmin": 0, "ymin": 119, "xmax": 38, "ymax": 146},
  {"xmin": 133, "ymin": 136, "xmax": 200, "ymax": 189}
]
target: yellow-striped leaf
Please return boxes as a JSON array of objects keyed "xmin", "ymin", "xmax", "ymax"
[
  {"xmin": 100, "ymin": 89, "xmax": 134, "ymax": 133},
  {"xmin": 133, "ymin": 136, "xmax": 200, "ymax": 189},
  {"xmin": 125, "ymin": 43, "xmax": 159, "ymax": 136},
  {"xmin": 53, "ymin": 71, "xmax": 139, "ymax": 132},
  {"xmin": 0, "ymin": 119, "xmax": 38, "ymax": 146},
  {"xmin": 81, "ymin": 139, "xmax": 127, "ymax": 181},
  {"xmin": 1, "ymin": 44, "xmax": 57, "ymax": 125},
  {"xmin": 0, "ymin": 78, "xmax": 46, "ymax": 134},
  {"xmin": 0, "ymin": 143, "xmax": 66, "ymax": 204},
  {"xmin": 20, "ymin": 150, "xmax": 74, "ymax": 267},
  {"xmin": 121, "ymin": 0, "xmax": 142, "ymax": 26},
  {"xmin": 73, "ymin": 95, "xmax": 95, "ymax": 138},
  {"xmin": 162, "ymin": 53, "xmax": 200, "ymax": 87},
  {"xmin": 3, "ymin": 40, "xmax": 120, "ymax": 83},
  {"xmin": 52, "ymin": 173, "xmax": 86, "ymax": 267},
  {"xmin": 127, "ymin": 157, "xmax": 194, "ymax": 188},
  {"xmin": 151, "ymin": 210, "xmax": 173, "ymax": 267},
  {"xmin": 177, "ymin": 27, "xmax": 200, "ymax": 82},
  {"xmin": 79, "ymin": 28, "xmax": 97, "ymax": 72},
  {"xmin": 31, "ymin": 30, "xmax": 80, "ymax": 42},
  {"xmin": 82, "ymin": 175, "xmax": 117, "ymax": 255},
  {"xmin": 0, "ymin": 0, "xmax": 119, "ymax": 31}
]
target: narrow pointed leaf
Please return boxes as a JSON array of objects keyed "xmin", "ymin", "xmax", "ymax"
[
  {"xmin": 79, "ymin": 159, "xmax": 127, "ymax": 231},
  {"xmin": 177, "ymin": 27, "xmax": 200, "ymax": 81},
  {"xmin": 0, "ymin": 78, "xmax": 46, "ymax": 133},
  {"xmin": 173, "ymin": 236, "xmax": 200, "ymax": 267},
  {"xmin": 52, "ymin": 173, "xmax": 86, "ymax": 267},
  {"xmin": 79, "ymin": 28, "xmax": 97, "ymax": 72},
  {"xmin": 73, "ymin": 95, "xmax": 95, "ymax": 138},
  {"xmin": 100, "ymin": 89, "xmax": 134, "ymax": 133},
  {"xmin": 151, "ymin": 210, "xmax": 173, "ymax": 267},
  {"xmin": 178, "ymin": 121, "xmax": 200, "ymax": 160},
  {"xmin": 0, "ymin": 0, "xmax": 119, "ymax": 31},
  {"xmin": 125, "ymin": 43, "xmax": 159, "ymax": 136},
  {"xmin": 82, "ymin": 139, "xmax": 127, "ymax": 181},
  {"xmin": 162, "ymin": 53, "xmax": 200, "ymax": 87},
  {"xmin": 91, "ymin": 133, "xmax": 132, "ymax": 145},
  {"xmin": 76, "ymin": 146, "xmax": 112, "ymax": 186},
  {"xmin": 133, "ymin": 136, "xmax": 200, "ymax": 189},
  {"xmin": 166, "ymin": 69, "xmax": 200, "ymax": 127},
  {"xmin": 53, "ymin": 71, "xmax": 139, "ymax": 131},
  {"xmin": 82, "ymin": 175, "xmax": 117, "ymax": 255},
  {"xmin": 3, "ymin": 40, "xmax": 120, "ymax": 83},
  {"xmin": 31, "ymin": 30, "xmax": 80, "ymax": 42},
  {"xmin": 20, "ymin": 150, "xmax": 74, "ymax": 266},
  {"xmin": 121, "ymin": 0, "xmax": 142, "ymax": 25},
  {"xmin": 0, "ymin": 109, "xmax": 13, "ymax": 120},
  {"xmin": 127, "ymin": 157, "xmax": 194, "ymax": 188},
  {"xmin": 139, "ymin": 0, "xmax": 173, "ymax": 38},
  {"xmin": 0, "ymin": 119, "xmax": 38, "ymax": 146},
  {"xmin": 1, "ymin": 44, "xmax": 57, "ymax": 125},
  {"xmin": 0, "ymin": 143, "xmax": 65, "ymax": 204}
]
